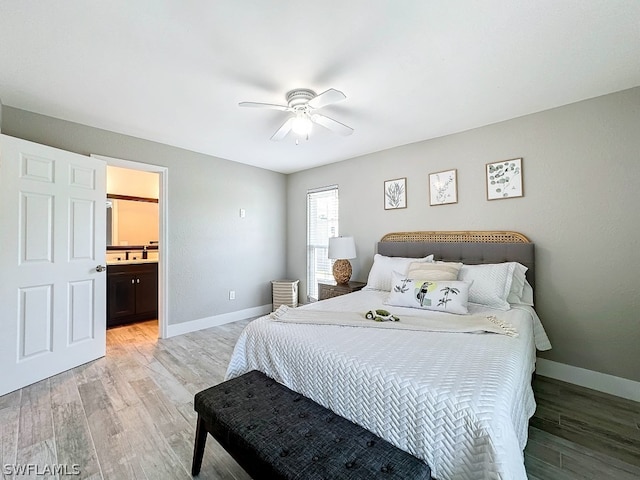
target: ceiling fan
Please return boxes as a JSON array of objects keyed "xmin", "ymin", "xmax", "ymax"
[{"xmin": 239, "ymin": 88, "xmax": 354, "ymax": 141}]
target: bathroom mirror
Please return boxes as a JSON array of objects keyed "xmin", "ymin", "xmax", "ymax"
[{"xmin": 106, "ymin": 195, "xmax": 159, "ymax": 247}]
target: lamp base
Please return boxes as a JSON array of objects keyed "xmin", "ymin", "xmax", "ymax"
[{"xmin": 332, "ymin": 259, "xmax": 352, "ymax": 284}]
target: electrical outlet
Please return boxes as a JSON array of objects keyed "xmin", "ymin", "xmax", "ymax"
[{"xmin": 229, "ymin": 290, "xmax": 236, "ymax": 300}]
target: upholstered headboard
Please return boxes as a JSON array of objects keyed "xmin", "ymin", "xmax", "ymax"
[{"xmin": 377, "ymin": 231, "xmax": 535, "ymax": 288}]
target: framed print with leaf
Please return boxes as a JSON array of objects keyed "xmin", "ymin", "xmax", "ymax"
[
  {"xmin": 486, "ymin": 158, "xmax": 523, "ymax": 200},
  {"xmin": 429, "ymin": 169, "xmax": 458, "ymax": 206},
  {"xmin": 384, "ymin": 177, "xmax": 407, "ymax": 210}
]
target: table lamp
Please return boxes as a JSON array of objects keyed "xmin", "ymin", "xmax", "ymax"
[{"xmin": 328, "ymin": 236, "xmax": 356, "ymax": 284}]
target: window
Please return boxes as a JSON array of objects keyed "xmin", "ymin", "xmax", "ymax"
[{"xmin": 306, "ymin": 185, "xmax": 339, "ymax": 300}]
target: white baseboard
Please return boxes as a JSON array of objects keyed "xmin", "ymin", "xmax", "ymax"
[
  {"xmin": 536, "ymin": 358, "xmax": 640, "ymax": 402},
  {"xmin": 166, "ymin": 304, "xmax": 272, "ymax": 338}
]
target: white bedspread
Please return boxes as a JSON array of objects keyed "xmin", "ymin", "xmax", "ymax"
[
  {"xmin": 270, "ymin": 304, "xmax": 520, "ymax": 337},
  {"xmin": 226, "ymin": 290, "xmax": 551, "ymax": 480}
]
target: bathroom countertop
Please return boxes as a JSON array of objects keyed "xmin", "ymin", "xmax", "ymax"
[{"xmin": 107, "ymin": 259, "xmax": 158, "ymax": 266}]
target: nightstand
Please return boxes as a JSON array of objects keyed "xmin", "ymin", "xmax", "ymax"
[{"xmin": 318, "ymin": 281, "xmax": 366, "ymax": 300}]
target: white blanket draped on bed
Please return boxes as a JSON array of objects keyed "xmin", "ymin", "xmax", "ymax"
[
  {"xmin": 270, "ymin": 304, "xmax": 519, "ymax": 337},
  {"xmin": 226, "ymin": 290, "xmax": 551, "ymax": 480}
]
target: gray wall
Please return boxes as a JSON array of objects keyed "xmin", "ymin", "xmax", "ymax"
[
  {"xmin": 287, "ymin": 87, "xmax": 640, "ymax": 382},
  {"xmin": 2, "ymin": 107, "xmax": 287, "ymax": 327}
]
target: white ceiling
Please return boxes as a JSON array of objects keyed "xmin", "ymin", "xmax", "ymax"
[{"xmin": 1, "ymin": 1, "xmax": 639, "ymax": 174}]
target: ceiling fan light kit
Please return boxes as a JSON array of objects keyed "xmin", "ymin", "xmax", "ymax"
[
  {"xmin": 291, "ymin": 113, "xmax": 313, "ymax": 136},
  {"xmin": 239, "ymin": 88, "xmax": 354, "ymax": 141}
]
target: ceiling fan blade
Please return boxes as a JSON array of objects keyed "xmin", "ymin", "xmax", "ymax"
[
  {"xmin": 311, "ymin": 114, "xmax": 354, "ymax": 136},
  {"xmin": 239, "ymin": 101, "xmax": 291, "ymax": 112},
  {"xmin": 307, "ymin": 88, "xmax": 347, "ymax": 109},
  {"xmin": 270, "ymin": 117, "xmax": 294, "ymax": 141}
]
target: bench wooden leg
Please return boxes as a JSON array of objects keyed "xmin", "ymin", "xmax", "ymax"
[{"xmin": 191, "ymin": 414, "xmax": 208, "ymax": 476}]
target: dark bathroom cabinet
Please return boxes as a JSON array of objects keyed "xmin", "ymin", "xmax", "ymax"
[{"xmin": 107, "ymin": 262, "xmax": 158, "ymax": 328}]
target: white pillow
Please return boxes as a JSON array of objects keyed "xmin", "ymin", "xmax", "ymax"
[
  {"xmin": 407, "ymin": 261, "xmax": 462, "ymax": 280},
  {"xmin": 517, "ymin": 279, "xmax": 534, "ymax": 306},
  {"xmin": 507, "ymin": 263, "xmax": 528, "ymax": 304},
  {"xmin": 364, "ymin": 254, "xmax": 434, "ymax": 292},
  {"xmin": 458, "ymin": 262, "xmax": 516, "ymax": 310},
  {"xmin": 385, "ymin": 271, "xmax": 471, "ymax": 314}
]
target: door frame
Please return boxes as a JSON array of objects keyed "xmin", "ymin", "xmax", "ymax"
[{"xmin": 92, "ymin": 155, "xmax": 169, "ymax": 339}]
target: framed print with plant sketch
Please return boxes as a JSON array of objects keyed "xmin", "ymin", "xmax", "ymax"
[
  {"xmin": 486, "ymin": 158, "xmax": 523, "ymax": 200},
  {"xmin": 384, "ymin": 177, "xmax": 407, "ymax": 210},
  {"xmin": 429, "ymin": 169, "xmax": 457, "ymax": 206}
]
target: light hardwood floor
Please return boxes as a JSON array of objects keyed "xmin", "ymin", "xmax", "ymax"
[{"xmin": 1, "ymin": 319, "xmax": 638, "ymax": 479}]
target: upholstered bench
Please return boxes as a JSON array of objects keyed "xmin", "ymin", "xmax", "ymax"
[{"xmin": 192, "ymin": 370, "xmax": 431, "ymax": 479}]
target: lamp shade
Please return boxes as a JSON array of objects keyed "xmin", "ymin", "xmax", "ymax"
[{"xmin": 328, "ymin": 236, "xmax": 356, "ymax": 260}]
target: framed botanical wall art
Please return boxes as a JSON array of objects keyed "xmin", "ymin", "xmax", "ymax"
[
  {"xmin": 384, "ymin": 177, "xmax": 407, "ymax": 210},
  {"xmin": 486, "ymin": 158, "xmax": 523, "ymax": 200},
  {"xmin": 429, "ymin": 169, "xmax": 458, "ymax": 206}
]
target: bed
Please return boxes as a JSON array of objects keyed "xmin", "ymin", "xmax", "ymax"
[{"xmin": 226, "ymin": 231, "xmax": 551, "ymax": 480}]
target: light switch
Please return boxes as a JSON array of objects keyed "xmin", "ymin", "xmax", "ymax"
[{"xmin": 239, "ymin": 208, "xmax": 246, "ymax": 218}]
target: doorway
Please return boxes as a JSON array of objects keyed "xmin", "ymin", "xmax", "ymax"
[{"xmin": 93, "ymin": 155, "xmax": 168, "ymax": 339}]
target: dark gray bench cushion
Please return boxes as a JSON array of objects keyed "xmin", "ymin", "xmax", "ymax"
[{"xmin": 194, "ymin": 370, "xmax": 431, "ymax": 480}]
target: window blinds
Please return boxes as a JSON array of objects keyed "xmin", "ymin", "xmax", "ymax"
[{"xmin": 306, "ymin": 185, "xmax": 339, "ymax": 300}]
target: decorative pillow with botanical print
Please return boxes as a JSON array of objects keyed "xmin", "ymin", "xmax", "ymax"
[{"xmin": 385, "ymin": 271, "xmax": 471, "ymax": 314}]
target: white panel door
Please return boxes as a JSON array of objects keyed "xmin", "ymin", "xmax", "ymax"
[{"xmin": 0, "ymin": 134, "xmax": 107, "ymax": 396}]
